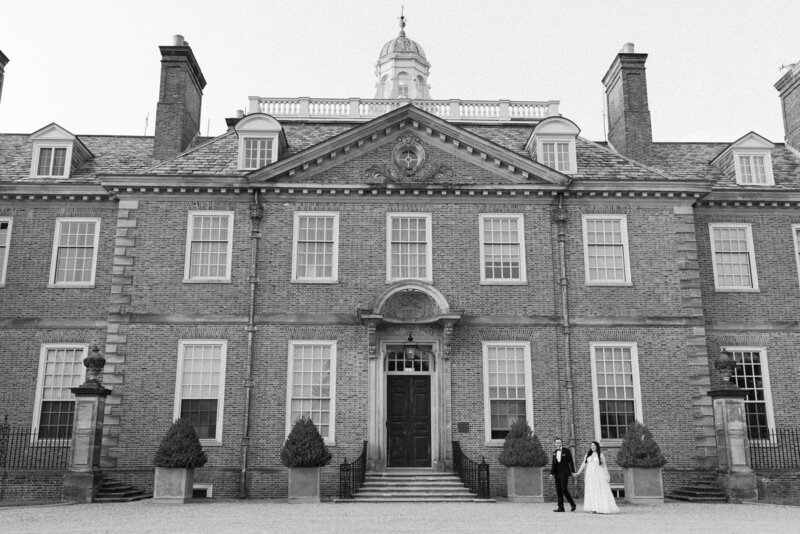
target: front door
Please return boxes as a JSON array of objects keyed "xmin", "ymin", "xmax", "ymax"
[{"xmin": 387, "ymin": 375, "xmax": 431, "ymax": 467}]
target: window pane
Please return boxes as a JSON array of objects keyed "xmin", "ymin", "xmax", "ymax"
[
  {"xmin": 390, "ymin": 216, "xmax": 428, "ymax": 280},
  {"xmin": 730, "ymin": 350, "xmax": 771, "ymax": 439},
  {"xmin": 487, "ymin": 346, "xmax": 527, "ymax": 438},
  {"xmin": 586, "ymin": 218, "xmax": 626, "ymax": 282},
  {"xmin": 483, "ymin": 217, "xmax": 522, "ymax": 281},
  {"xmin": 290, "ymin": 344, "xmax": 333, "ymax": 439},
  {"xmin": 712, "ymin": 227, "xmax": 753, "ymax": 288},
  {"xmin": 54, "ymin": 220, "xmax": 96, "ymax": 284},
  {"xmin": 179, "ymin": 343, "xmax": 224, "ymax": 440},
  {"xmin": 38, "ymin": 347, "xmax": 84, "ymax": 439},
  {"xmin": 595, "ymin": 346, "xmax": 636, "ymax": 440},
  {"xmin": 295, "ymin": 215, "xmax": 335, "ymax": 280},
  {"xmin": 188, "ymin": 214, "xmax": 230, "ymax": 279}
]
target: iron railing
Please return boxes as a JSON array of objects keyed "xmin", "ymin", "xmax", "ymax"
[
  {"xmin": 339, "ymin": 440, "xmax": 368, "ymax": 499},
  {"xmin": 452, "ymin": 441, "xmax": 490, "ymax": 499},
  {"xmin": 749, "ymin": 428, "xmax": 800, "ymax": 470},
  {"xmin": 0, "ymin": 416, "xmax": 70, "ymax": 470}
]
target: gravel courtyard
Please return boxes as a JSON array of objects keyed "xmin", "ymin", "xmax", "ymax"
[{"xmin": 1, "ymin": 500, "xmax": 799, "ymax": 534}]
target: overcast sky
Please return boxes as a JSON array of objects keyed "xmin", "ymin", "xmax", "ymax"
[{"xmin": 1, "ymin": 0, "xmax": 799, "ymax": 143}]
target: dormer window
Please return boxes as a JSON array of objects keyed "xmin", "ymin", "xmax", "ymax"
[
  {"xmin": 712, "ymin": 132, "xmax": 775, "ymax": 186},
  {"xmin": 235, "ymin": 113, "xmax": 287, "ymax": 171},
  {"xmin": 735, "ymin": 152, "xmax": 773, "ymax": 185},
  {"xmin": 526, "ymin": 117, "xmax": 580, "ymax": 175},
  {"xmin": 541, "ymin": 141, "xmax": 571, "ymax": 172},
  {"xmin": 36, "ymin": 146, "xmax": 69, "ymax": 176},
  {"xmin": 243, "ymin": 137, "xmax": 274, "ymax": 169},
  {"xmin": 29, "ymin": 123, "xmax": 92, "ymax": 179}
]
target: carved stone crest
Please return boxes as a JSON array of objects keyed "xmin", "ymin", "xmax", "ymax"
[
  {"xmin": 392, "ymin": 135, "xmax": 426, "ymax": 176},
  {"xmin": 382, "ymin": 290, "xmax": 440, "ymax": 323}
]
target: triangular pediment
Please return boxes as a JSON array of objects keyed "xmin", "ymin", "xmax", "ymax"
[{"xmin": 247, "ymin": 105, "xmax": 569, "ymax": 188}]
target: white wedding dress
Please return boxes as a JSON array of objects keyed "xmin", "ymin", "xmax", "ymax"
[{"xmin": 581, "ymin": 453, "xmax": 619, "ymax": 514}]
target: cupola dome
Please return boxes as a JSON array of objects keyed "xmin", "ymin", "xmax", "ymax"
[{"xmin": 374, "ymin": 13, "xmax": 432, "ymax": 100}]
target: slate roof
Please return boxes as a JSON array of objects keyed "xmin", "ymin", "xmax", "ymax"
[
  {"xmin": 642, "ymin": 142, "xmax": 800, "ymax": 190},
  {"xmin": 3, "ymin": 119, "xmax": 800, "ymax": 189},
  {"xmin": 0, "ymin": 134, "xmax": 154, "ymax": 183}
]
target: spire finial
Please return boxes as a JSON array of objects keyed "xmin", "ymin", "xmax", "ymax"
[{"xmin": 399, "ymin": 6, "xmax": 406, "ymax": 36}]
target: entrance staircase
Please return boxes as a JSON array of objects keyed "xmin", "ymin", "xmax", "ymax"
[
  {"xmin": 92, "ymin": 475, "xmax": 152, "ymax": 503},
  {"xmin": 666, "ymin": 472, "xmax": 726, "ymax": 503},
  {"xmin": 347, "ymin": 469, "xmax": 493, "ymax": 502}
]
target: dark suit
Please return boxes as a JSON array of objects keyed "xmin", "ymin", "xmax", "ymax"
[{"xmin": 550, "ymin": 447, "xmax": 576, "ymax": 510}]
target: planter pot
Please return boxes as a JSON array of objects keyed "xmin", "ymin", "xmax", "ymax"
[
  {"xmin": 153, "ymin": 467, "xmax": 194, "ymax": 504},
  {"xmin": 506, "ymin": 466, "xmax": 545, "ymax": 503},
  {"xmin": 622, "ymin": 467, "xmax": 663, "ymax": 504},
  {"xmin": 288, "ymin": 467, "xmax": 321, "ymax": 503}
]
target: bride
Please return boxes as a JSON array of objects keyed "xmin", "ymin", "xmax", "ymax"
[{"xmin": 575, "ymin": 441, "xmax": 620, "ymax": 514}]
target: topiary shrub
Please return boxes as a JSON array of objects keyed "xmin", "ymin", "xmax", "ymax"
[
  {"xmin": 498, "ymin": 420, "xmax": 549, "ymax": 467},
  {"xmin": 280, "ymin": 416, "xmax": 332, "ymax": 468},
  {"xmin": 153, "ymin": 418, "xmax": 208, "ymax": 468},
  {"xmin": 615, "ymin": 422, "xmax": 667, "ymax": 468}
]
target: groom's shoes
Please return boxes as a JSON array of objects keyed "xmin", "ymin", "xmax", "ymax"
[
  {"xmin": 553, "ymin": 508, "xmax": 565, "ymax": 512},
  {"xmin": 570, "ymin": 504, "xmax": 577, "ymax": 512}
]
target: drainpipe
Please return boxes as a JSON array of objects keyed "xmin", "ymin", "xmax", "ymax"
[
  {"xmin": 239, "ymin": 191, "xmax": 263, "ymax": 498},
  {"xmin": 555, "ymin": 193, "xmax": 577, "ymax": 453}
]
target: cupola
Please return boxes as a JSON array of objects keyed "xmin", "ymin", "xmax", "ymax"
[{"xmin": 374, "ymin": 13, "xmax": 431, "ymax": 100}]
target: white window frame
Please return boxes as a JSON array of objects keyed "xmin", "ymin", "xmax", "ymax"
[
  {"xmin": 183, "ymin": 211, "xmax": 234, "ymax": 283},
  {"xmin": 482, "ymin": 341, "xmax": 534, "ymax": 446},
  {"xmin": 31, "ymin": 142, "xmax": 73, "ymax": 178},
  {"xmin": 590, "ymin": 342, "xmax": 643, "ymax": 446},
  {"xmin": 173, "ymin": 340, "xmax": 227, "ymax": 446},
  {"xmin": 581, "ymin": 214, "xmax": 632, "ymax": 286},
  {"xmin": 239, "ymin": 136, "xmax": 275, "ymax": 170},
  {"xmin": 721, "ymin": 346, "xmax": 776, "ymax": 442},
  {"xmin": 291, "ymin": 212, "xmax": 340, "ymax": 283},
  {"xmin": 734, "ymin": 150, "xmax": 774, "ymax": 186},
  {"xmin": 386, "ymin": 213, "xmax": 433, "ymax": 283},
  {"xmin": 709, "ymin": 223, "xmax": 759, "ymax": 292},
  {"xmin": 286, "ymin": 341, "xmax": 338, "ymax": 445},
  {"xmin": 48, "ymin": 217, "xmax": 101, "ymax": 288},
  {"xmin": 479, "ymin": 214, "xmax": 527, "ymax": 284},
  {"xmin": 31, "ymin": 343, "xmax": 87, "ymax": 441},
  {"xmin": 536, "ymin": 136, "xmax": 577, "ymax": 174},
  {"xmin": 0, "ymin": 217, "xmax": 12, "ymax": 286}
]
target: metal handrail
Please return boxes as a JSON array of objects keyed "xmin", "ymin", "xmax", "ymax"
[
  {"xmin": 339, "ymin": 440, "xmax": 368, "ymax": 499},
  {"xmin": 452, "ymin": 440, "xmax": 490, "ymax": 499}
]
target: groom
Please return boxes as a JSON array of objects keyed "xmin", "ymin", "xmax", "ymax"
[{"xmin": 549, "ymin": 437, "xmax": 576, "ymax": 512}]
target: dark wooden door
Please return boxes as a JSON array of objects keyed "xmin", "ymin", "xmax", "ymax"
[{"xmin": 387, "ymin": 375, "xmax": 431, "ymax": 467}]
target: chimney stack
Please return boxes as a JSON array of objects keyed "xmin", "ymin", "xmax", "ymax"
[
  {"xmin": 775, "ymin": 61, "xmax": 800, "ymax": 154},
  {"xmin": 153, "ymin": 35, "xmax": 207, "ymax": 162},
  {"xmin": 602, "ymin": 43, "xmax": 653, "ymax": 160},
  {"xmin": 0, "ymin": 51, "xmax": 9, "ymax": 107}
]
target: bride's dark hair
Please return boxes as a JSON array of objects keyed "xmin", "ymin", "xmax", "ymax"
[{"xmin": 585, "ymin": 441, "xmax": 603, "ymax": 465}]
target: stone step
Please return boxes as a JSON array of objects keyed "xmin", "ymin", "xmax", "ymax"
[
  {"xmin": 363, "ymin": 482, "xmax": 468, "ymax": 488},
  {"xmin": 343, "ymin": 497, "xmax": 493, "ymax": 503},
  {"xmin": 93, "ymin": 476, "xmax": 151, "ymax": 503},
  {"xmin": 94, "ymin": 493, "xmax": 153, "ymax": 503},
  {"xmin": 347, "ymin": 470, "xmax": 491, "ymax": 503}
]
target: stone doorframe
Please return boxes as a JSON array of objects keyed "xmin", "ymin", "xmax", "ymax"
[{"xmin": 359, "ymin": 281, "xmax": 462, "ymax": 472}]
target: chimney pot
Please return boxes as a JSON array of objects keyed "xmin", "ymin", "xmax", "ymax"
[
  {"xmin": 235, "ymin": 109, "xmax": 244, "ymax": 119},
  {"xmin": 172, "ymin": 34, "xmax": 185, "ymax": 46},
  {"xmin": 622, "ymin": 43, "xmax": 635, "ymax": 54}
]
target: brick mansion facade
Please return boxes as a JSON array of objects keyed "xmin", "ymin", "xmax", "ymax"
[{"xmin": 2, "ymin": 23, "xmax": 800, "ymax": 500}]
